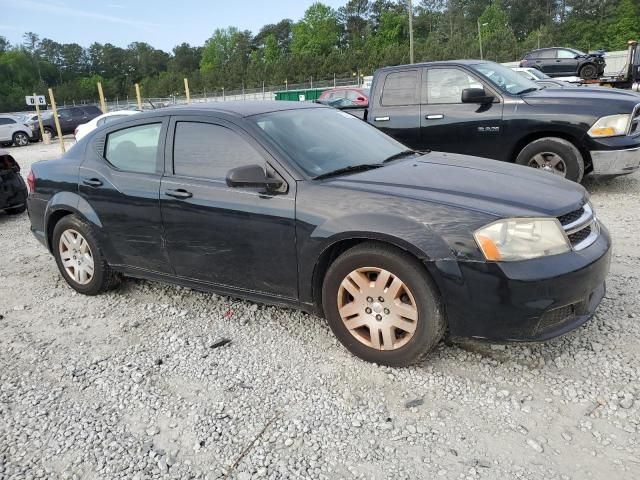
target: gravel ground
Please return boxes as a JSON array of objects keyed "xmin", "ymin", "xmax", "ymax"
[{"xmin": 1, "ymin": 141, "xmax": 639, "ymax": 480}]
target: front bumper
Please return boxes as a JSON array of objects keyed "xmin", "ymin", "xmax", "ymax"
[
  {"xmin": 590, "ymin": 147, "xmax": 640, "ymax": 175},
  {"xmin": 436, "ymin": 224, "xmax": 611, "ymax": 342}
]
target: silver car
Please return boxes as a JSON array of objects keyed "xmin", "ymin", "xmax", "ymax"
[{"xmin": 0, "ymin": 115, "xmax": 35, "ymax": 147}]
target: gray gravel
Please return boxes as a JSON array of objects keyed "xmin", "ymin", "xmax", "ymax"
[{"xmin": 1, "ymin": 141, "xmax": 639, "ymax": 480}]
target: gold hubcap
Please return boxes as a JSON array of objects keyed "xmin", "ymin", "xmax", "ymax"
[{"xmin": 337, "ymin": 267, "xmax": 418, "ymax": 351}]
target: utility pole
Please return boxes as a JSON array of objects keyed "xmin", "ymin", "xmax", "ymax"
[
  {"xmin": 477, "ymin": 20, "xmax": 488, "ymax": 60},
  {"xmin": 408, "ymin": 0, "xmax": 414, "ymax": 64}
]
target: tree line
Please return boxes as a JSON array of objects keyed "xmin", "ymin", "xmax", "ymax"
[{"xmin": 1, "ymin": 0, "xmax": 639, "ymax": 112}]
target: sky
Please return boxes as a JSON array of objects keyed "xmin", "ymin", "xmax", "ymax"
[{"xmin": 0, "ymin": 0, "xmax": 347, "ymax": 51}]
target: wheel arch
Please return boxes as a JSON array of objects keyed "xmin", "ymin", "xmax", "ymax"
[
  {"xmin": 45, "ymin": 192, "xmax": 103, "ymax": 252},
  {"xmin": 310, "ymin": 233, "xmax": 448, "ymax": 317},
  {"xmin": 510, "ymin": 131, "xmax": 592, "ymax": 171}
]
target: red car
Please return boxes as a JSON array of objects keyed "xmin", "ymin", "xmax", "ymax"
[{"xmin": 318, "ymin": 87, "xmax": 369, "ymax": 107}]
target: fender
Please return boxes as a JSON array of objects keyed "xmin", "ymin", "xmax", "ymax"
[
  {"xmin": 298, "ymin": 212, "xmax": 457, "ymax": 306},
  {"xmin": 44, "ymin": 191, "xmax": 104, "ymax": 250}
]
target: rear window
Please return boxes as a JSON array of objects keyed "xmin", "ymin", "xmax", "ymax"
[
  {"xmin": 104, "ymin": 123, "xmax": 161, "ymax": 173},
  {"xmin": 0, "ymin": 117, "xmax": 16, "ymax": 125},
  {"xmin": 381, "ymin": 70, "xmax": 420, "ymax": 106}
]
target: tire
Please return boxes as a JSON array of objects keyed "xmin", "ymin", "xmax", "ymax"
[
  {"xmin": 43, "ymin": 127, "xmax": 55, "ymax": 138},
  {"xmin": 12, "ymin": 132, "xmax": 29, "ymax": 147},
  {"xmin": 5, "ymin": 203, "xmax": 27, "ymax": 215},
  {"xmin": 579, "ymin": 63, "xmax": 597, "ymax": 80},
  {"xmin": 515, "ymin": 137, "xmax": 584, "ymax": 183},
  {"xmin": 322, "ymin": 242, "xmax": 445, "ymax": 367},
  {"xmin": 52, "ymin": 214, "xmax": 120, "ymax": 295}
]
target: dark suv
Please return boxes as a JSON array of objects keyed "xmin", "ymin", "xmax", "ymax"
[
  {"xmin": 519, "ymin": 47, "xmax": 606, "ymax": 79},
  {"xmin": 32, "ymin": 105, "xmax": 102, "ymax": 137}
]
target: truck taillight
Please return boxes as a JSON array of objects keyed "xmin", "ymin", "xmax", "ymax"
[{"xmin": 27, "ymin": 169, "xmax": 35, "ymax": 193}]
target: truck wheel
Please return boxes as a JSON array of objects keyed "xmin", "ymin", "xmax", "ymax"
[
  {"xmin": 322, "ymin": 242, "xmax": 445, "ymax": 367},
  {"xmin": 579, "ymin": 63, "xmax": 597, "ymax": 79},
  {"xmin": 515, "ymin": 137, "xmax": 584, "ymax": 183}
]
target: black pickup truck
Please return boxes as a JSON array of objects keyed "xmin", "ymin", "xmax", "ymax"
[{"xmin": 345, "ymin": 60, "xmax": 640, "ymax": 182}]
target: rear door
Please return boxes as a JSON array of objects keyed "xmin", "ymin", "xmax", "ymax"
[
  {"xmin": 369, "ymin": 69, "xmax": 421, "ymax": 148},
  {"xmin": 420, "ymin": 66, "xmax": 503, "ymax": 158},
  {"xmin": 79, "ymin": 116, "xmax": 172, "ymax": 274},
  {"xmin": 160, "ymin": 116, "xmax": 298, "ymax": 298},
  {"xmin": 533, "ymin": 49, "xmax": 556, "ymax": 74},
  {"xmin": 0, "ymin": 117, "xmax": 15, "ymax": 142}
]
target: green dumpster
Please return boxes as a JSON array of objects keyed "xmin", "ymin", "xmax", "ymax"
[{"xmin": 274, "ymin": 88, "xmax": 329, "ymax": 102}]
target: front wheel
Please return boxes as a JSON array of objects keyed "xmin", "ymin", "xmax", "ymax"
[
  {"xmin": 322, "ymin": 242, "xmax": 445, "ymax": 367},
  {"xmin": 52, "ymin": 214, "xmax": 120, "ymax": 295},
  {"xmin": 515, "ymin": 137, "xmax": 584, "ymax": 182},
  {"xmin": 579, "ymin": 63, "xmax": 597, "ymax": 79}
]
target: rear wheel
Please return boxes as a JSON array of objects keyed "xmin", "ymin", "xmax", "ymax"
[
  {"xmin": 515, "ymin": 137, "xmax": 584, "ymax": 182},
  {"xmin": 579, "ymin": 63, "xmax": 597, "ymax": 79},
  {"xmin": 43, "ymin": 126, "xmax": 55, "ymax": 138},
  {"xmin": 322, "ymin": 242, "xmax": 445, "ymax": 367},
  {"xmin": 52, "ymin": 214, "xmax": 120, "ymax": 295},
  {"xmin": 12, "ymin": 132, "xmax": 29, "ymax": 147}
]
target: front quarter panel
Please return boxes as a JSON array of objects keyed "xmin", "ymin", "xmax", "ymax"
[{"xmin": 295, "ymin": 181, "xmax": 494, "ymax": 305}]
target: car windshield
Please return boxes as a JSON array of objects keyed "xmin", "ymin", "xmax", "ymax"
[
  {"xmin": 251, "ymin": 107, "xmax": 410, "ymax": 178},
  {"xmin": 528, "ymin": 69, "xmax": 549, "ymax": 80},
  {"xmin": 472, "ymin": 62, "xmax": 540, "ymax": 95}
]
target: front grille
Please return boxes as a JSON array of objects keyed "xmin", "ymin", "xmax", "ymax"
[
  {"xmin": 568, "ymin": 225, "xmax": 591, "ymax": 244},
  {"xmin": 558, "ymin": 207, "xmax": 584, "ymax": 227},
  {"xmin": 556, "ymin": 202, "xmax": 597, "ymax": 250}
]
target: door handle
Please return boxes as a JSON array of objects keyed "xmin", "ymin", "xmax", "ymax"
[
  {"xmin": 165, "ymin": 188, "xmax": 193, "ymax": 199},
  {"xmin": 374, "ymin": 116, "xmax": 390, "ymax": 122},
  {"xmin": 82, "ymin": 178, "xmax": 103, "ymax": 187},
  {"xmin": 425, "ymin": 114, "xmax": 444, "ymax": 120}
]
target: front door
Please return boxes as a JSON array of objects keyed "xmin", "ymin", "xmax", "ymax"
[
  {"xmin": 420, "ymin": 67, "xmax": 504, "ymax": 159},
  {"xmin": 160, "ymin": 116, "xmax": 298, "ymax": 298},
  {"xmin": 555, "ymin": 49, "xmax": 580, "ymax": 75},
  {"xmin": 78, "ymin": 118, "xmax": 173, "ymax": 274}
]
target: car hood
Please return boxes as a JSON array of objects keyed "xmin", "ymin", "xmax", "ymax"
[
  {"xmin": 326, "ymin": 152, "xmax": 587, "ymax": 219},
  {"xmin": 522, "ymin": 87, "xmax": 640, "ymax": 108}
]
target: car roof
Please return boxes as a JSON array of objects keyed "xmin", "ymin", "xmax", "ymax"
[
  {"xmin": 136, "ymin": 101, "xmax": 326, "ymax": 119},
  {"xmin": 375, "ymin": 59, "xmax": 493, "ymax": 73}
]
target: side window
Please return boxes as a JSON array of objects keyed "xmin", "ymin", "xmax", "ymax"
[
  {"xmin": 527, "ymin": 51, "xmax": 540, "ymax": 59},
  {"xmin": 557, "ymin": 49, "xmax": 576, "ymax": 59},
  {"xmin": 381, "ymin": 70, "xmax": 420, "ymax": 106},
  {"xmin": 0, "ymin": 118, "xmax": 16, "ymax": 125},
  {"xmin": 538, "ymin": 49, "xmax": 555, "ymax": 59},
  {"xmin": 58, "ymin": 110, "xmax": 72, "ymax": 119},
  {"xmin": 173, "ymin": 122, "xmax": 264, "ymax": 181},
  {"xmin": 70, "ymin": 108, "xmax": 85, "ymax": 118},
  {"xmin": 104, "ymin": 123, "xmax": 162, "ymax": 174},
  {"xmin": 427, "ymin": 68, "xmax": 481, "ymax": 104}
]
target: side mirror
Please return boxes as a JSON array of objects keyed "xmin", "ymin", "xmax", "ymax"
[
  {"xmin": 461, "ymin": 88, "xmax": 494, "ymax": 104},
  {"xmin": 226, "ymin": 164, "xmax": 283, "ymax": 190}
]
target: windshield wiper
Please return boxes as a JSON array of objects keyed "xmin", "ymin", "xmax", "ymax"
[
  {"xmin": 382, "ymin": 149, "xmax": 422, "ymax": 163},
  {"xmin": 515, "ymin": 87, "xmax": 539, "ymax": 95},
  {"xmin": 313, "ymin": 163, "xmax": 384, "ymax": 180}
]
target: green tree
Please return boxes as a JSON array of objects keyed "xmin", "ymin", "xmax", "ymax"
[
  {"xmin": 606, "ymin": 0, "xmax": 640, "ymax": 50},
  {"xmin": 291, "ymin": 3, "xmax": 339, "ymax": 56},
  {"xmin": 478, "ymin": 1, "xmax": 518, "ymax": 62}
]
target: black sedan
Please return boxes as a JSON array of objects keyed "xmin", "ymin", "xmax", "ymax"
[{"xmin": 26, "ymin": 102, "xmax": 611, "ymax": 366}]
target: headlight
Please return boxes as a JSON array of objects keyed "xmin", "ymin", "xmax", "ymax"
[
  {"xmin": 588, "ymin": 114, "xmax": 630, "ymax": 137},
  {"xmin": 474, "ymin": 218, "xmax": 570, "ymax": 261}
]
